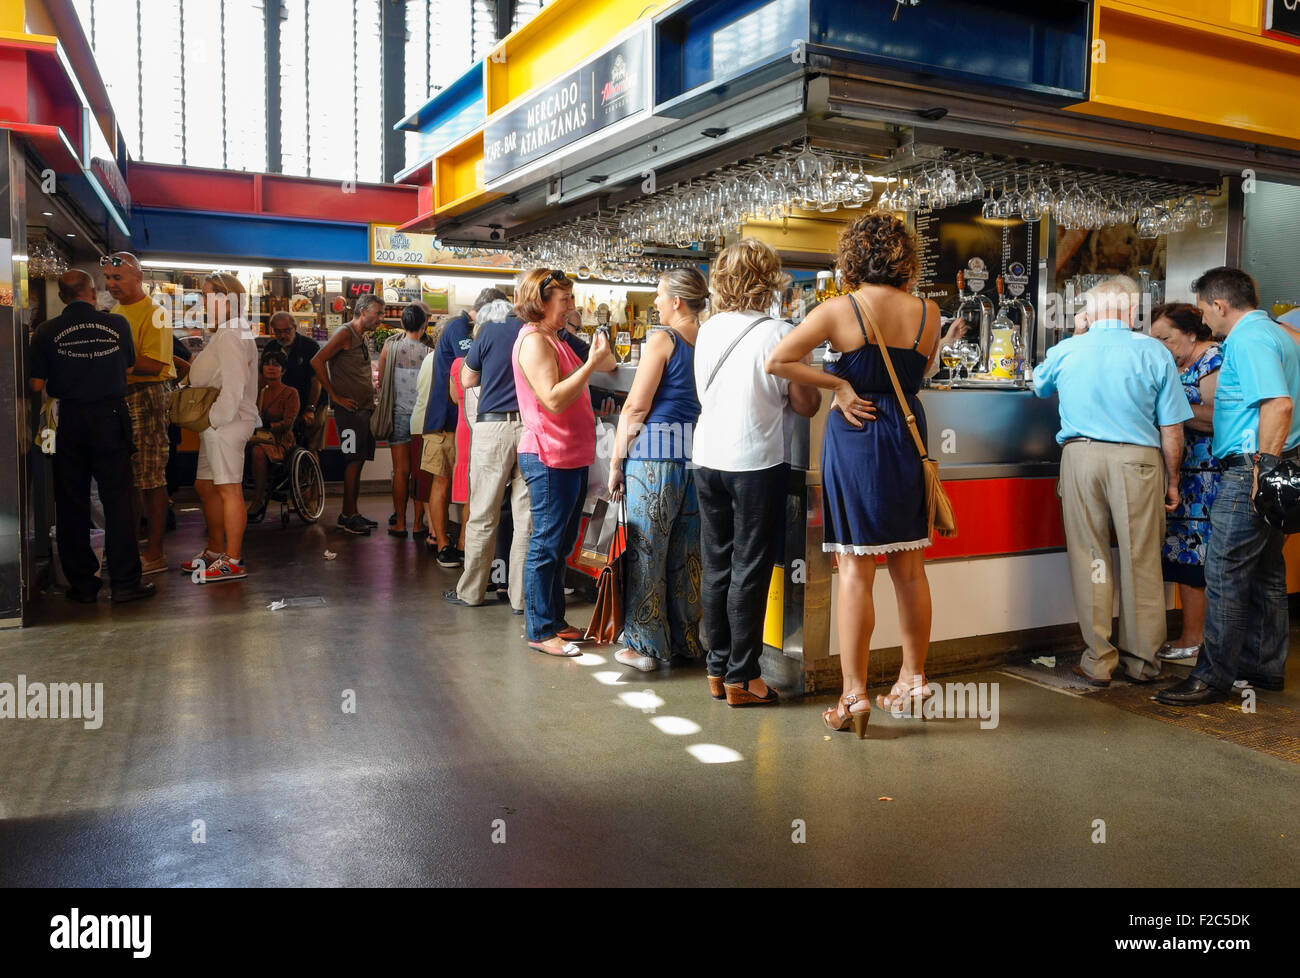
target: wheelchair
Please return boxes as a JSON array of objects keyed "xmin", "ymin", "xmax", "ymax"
[{"xmin": 246, "ymin": 442, "xmax": 325, "ymax": 527}]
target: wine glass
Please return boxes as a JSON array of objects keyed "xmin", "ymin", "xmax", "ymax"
[
  {"xmin": 938, "ymin": 342, "xmax": 962, "ymax": 388},
  {"xmin": 981, "ymin": 184, "xmax": 998, "ymax": 220},
  {"xmin": 615, "ymin": 331, "xmax": 631, "ymax": 364},
  {"xmin": 957, "ymin": 339, "xmax": 982, "ymax": 379},
  {"xmin": 1019, "ymin": 176, "xmax": 1044, "ymax": 223},
  {"xmin": 1196, "ymin": 194, "xmax": 1215, "ymax": 229}
]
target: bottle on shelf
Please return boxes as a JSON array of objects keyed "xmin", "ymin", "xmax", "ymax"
[{"xmin": 988, "ymin": 275, "xmax": 1021, "ymax": 381}]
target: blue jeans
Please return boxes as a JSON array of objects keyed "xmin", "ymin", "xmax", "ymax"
[
  {"xmin": 621, "ymin": 459, "xmax": 704, "ymax": 661},
  {"xmin": 518, "ymin": 453, "xmax": 588, "ymax": 642},
  {"xmin": 1193, "ymin": 465, "xmax": 1289, "ymax": 691}
]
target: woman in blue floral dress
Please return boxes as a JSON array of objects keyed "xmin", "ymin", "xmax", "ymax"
[{"xmin": 1149, "ymin": 303, "xmax": 1221, "ymax": 661}]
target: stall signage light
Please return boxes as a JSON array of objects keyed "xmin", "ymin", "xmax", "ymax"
[
  {"xmin": 370, "ymin": 225, "xmax": 517, "ymax": 271},
  {"xmin": 483, "ymin": 27, "xmax": 649, "ymax": 184}
]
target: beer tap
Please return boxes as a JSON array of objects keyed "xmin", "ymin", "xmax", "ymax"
[
  {"xmin": 1007, "ymin": 290, "xmax": 1036, "ymax": 372},
  {"xmin": 955, "ymin": 270, "xmax": 994, "ymax": 372}
]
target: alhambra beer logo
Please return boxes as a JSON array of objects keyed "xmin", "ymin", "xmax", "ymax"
[{"xmin": 599, "ymin": 54, "xmax": 634, "ymax": 109}]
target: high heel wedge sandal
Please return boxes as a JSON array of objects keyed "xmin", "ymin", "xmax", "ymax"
[
  {"xmin": 823, "ymin": 693, "xmax": 870, "ymax": 738},
  {"xmin": 877, "ymin": 676, "xmax": 935, "ymax": 720}
]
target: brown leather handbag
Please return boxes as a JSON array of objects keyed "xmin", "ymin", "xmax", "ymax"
[
  {"xmin": 849, "ymin": 294, "xmax": 958, "ymax": 539},
  {"xmin": 584, "ymin": 498, "xmax": 626, "ymax": 644}
]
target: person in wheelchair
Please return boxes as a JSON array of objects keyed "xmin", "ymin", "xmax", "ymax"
[{"xmin": 246, "ymin": 349, "xmax": 299, "ymax": 522}]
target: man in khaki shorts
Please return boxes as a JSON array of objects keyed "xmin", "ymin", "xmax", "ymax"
[
  {"xmin": 1033, "ymin": 276, "xmax": 1192, "ymax": 685},
  {"xmin": 103, "ymin": 252, "xmax": 174, "ymax": 575},
  {"xmin": 412, "ymin": 289, "xmax": 506, "ymax": 566}
]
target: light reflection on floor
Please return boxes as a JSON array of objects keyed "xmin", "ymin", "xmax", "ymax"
[
  {"xmin": 617, "ymin": 689, "xmax": 664, "ymax": 712},
  {"xmin": 573, "ymin": 646, "xmax": 746, "ymax": 763},
  {"xmin": 650, "ymin": 716, "xmax": 701, "ymax": 736},
  {"xmin": 686, "ymin": 744, "xmax": 744, "ymax": 764}
]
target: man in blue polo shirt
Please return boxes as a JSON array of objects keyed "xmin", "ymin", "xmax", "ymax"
[
  {"xmin": 1158, "ymin": 267, "xmax": 1300, "ymax": 705},
  {"xmin": 443, "ymin": 299, "xmax": 532, "ymax": 612},
  {"xmin": 415, "ymin": 287, "xmax": 507, "ymax": 566},
  {"xmin": 1035, "ymin": 275, "xmax": 1192, "ymax": 686}
]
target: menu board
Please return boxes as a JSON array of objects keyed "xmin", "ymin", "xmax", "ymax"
[{"xmin": 914, "ymin": 201, "xmax": 1038, "ymax": 316}]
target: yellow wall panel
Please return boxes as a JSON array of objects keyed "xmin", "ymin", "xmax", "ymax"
[
  {"xmin": 743, "ymin": 211, "xmax": 850, "ymax": 256},
  {"xmin": 485, "ymin": 0, "xmax": 673, "ymax": 114},
  {"xmin": 1112, "ymin": 0, "xmax": 1259, "ymax": 32},
  {"xmin": 433, "ymin": 130, "xmax": 503, "ymax": 216},
  {"xmin": 1, "ymin": 0, "xmax": 26, "ymax": 33},
  {"xmin": 1072, "ymin": 2, "xmax": 1300, "ymax": 151}
]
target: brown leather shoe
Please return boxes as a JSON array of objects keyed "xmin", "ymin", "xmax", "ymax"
[
  {"xmin": 1072, "ymin": 663, "xmax": 1110, "ymax": 688},
  {"xmin": 725, "ymin": 679, "xmax": 779, "ymax": 707},
  {"xmin": 707, "ymin": 675, "xmax": 725, "ymax": 700}
]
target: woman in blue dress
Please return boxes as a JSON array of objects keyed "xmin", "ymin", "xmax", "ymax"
[
  {"xmin": 768, "ymin": 212, "xmax": 962, "ymax": 736},
  {"xmin": 1149, "ymin": 302, "xmax": 1222, "ymax": 662}
]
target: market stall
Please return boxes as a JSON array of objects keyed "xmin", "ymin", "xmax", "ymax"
[{"xmin": 395, "ymin": 0, "xmax": 1300, "ymax": 692}]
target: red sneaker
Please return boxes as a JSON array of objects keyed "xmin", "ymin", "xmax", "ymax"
[{"xmin": 195, "ymin": 555, "xmax": 247, "ymax": 584}]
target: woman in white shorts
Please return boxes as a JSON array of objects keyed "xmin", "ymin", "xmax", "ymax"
[{"xmin": 183, "ymin": 272, "xmax": 259, "ymax": 583}]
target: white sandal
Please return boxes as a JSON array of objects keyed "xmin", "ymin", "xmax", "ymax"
[
  {"xmin": 614, "ymin": 648, "xmax": 660, "ymax": 672},
  {"xmin": 877, "ymin": 675, "xmax": 935, "ymax": 719}
]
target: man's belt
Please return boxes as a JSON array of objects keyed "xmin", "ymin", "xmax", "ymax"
[
  {"xmin": 477, "ymin": 411, "xmax": 520, "ymax": 422},
  {"xmin": 1219, "ymin": 447, "xmax": 1300, "ymax": 469},
  {"xmin": 1062, "ymin": 436, "xmax": 1149, "ymax": 449}
]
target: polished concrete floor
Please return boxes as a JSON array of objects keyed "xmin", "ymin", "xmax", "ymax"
[{"xmin": 1, "ymin": 493, "xmax": 1297, "ymax": 887}]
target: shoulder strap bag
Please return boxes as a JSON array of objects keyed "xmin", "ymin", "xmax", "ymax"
[
  {"xmin": 705, "ymin": 315, "xmax": 773, "ymax": 391},
  {"xmin": 848, "ymin": 293, "xmax": 957, "ymax": 539},
  {"xmin": 584, "ymin": 496, "xmax": 626, "ymax": 644},
  {"xmin": 169, "ymin": 383, "xmax": 220, "ymax": 433},
  {"xmin": 370, "ymin": 334, "xmax": 398, "ymax": 440}
]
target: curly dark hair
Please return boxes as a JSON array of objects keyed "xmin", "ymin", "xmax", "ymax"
[
  {"xmin": 1151, "ymin": 302, "xmax": 1212, "ymax": 342},
  {"xmin": 835, "ymin": 211, "xmax": 919, "ymax": 290}
]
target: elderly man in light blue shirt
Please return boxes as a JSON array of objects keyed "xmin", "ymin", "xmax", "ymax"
[{"xmin": 1034, "ymin": 276, "xmax": 1192, "ymax": 686}]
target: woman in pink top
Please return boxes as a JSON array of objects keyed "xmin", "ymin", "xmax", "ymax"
[{"xmin": 513, "ymin": 268, "xmax": 615, "ymax": 656}]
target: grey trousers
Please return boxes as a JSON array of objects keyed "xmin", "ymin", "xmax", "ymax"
[
  {"xmin": 1059, "ymin": 441, "xmax": 1167, "ymax": 681},
  {"xmin": 455, "ymin": 419, "xmax": 531, "ymax": 610}
]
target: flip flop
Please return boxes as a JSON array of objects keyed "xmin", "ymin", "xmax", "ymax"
[{"xmin": 528, "ymin": 641, "xmax": 582, "ymax": 657}]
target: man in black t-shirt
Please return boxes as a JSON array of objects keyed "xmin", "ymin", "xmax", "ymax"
[
  {"xmin": 264, "ymin": 311, "xmax": 324, "ymax": 449},
  {"xmin": 29, "ymin": 269, "xmax": 155, "ymax": 604}
]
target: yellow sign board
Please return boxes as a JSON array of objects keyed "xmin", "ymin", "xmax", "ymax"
[
  {"xmin": 763, "ymin": 566, "xmax": 785, "ymax": 650},
  {"xmin": 370, "ymin": 224, "xmax": 518, "ymax": 272}
]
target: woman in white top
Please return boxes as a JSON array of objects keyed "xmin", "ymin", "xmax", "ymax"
[
  {"xmin": 182, "ymin": 272, "xmax": 259, "ymax": 583},
  {"xmin": 692, "ymin": 238, "xmax": 821, "ymax": 706}
]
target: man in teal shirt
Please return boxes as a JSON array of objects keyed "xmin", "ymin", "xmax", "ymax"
[
  {"xmin": 1035, "ymin": 276, "xmax": 1191, "ymax": 686},
  {"xmin": 1159, "ymin": 268, "xmax": 1300, "ymax": 705}
]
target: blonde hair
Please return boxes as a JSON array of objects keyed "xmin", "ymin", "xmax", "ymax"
[
  {"xmin": 660, "ymin": 267, "xmax": 709, "ymax": 315},
  {"xmin": 710, "ymin": 238, "xmax": 786, "ymax": 313},
  {"xmin": 203, "ymin": 272, "xmax": 246, "ymax": 295},
  {"xmin": 203, "ymin": 271, "xmax": 248, "ymax": 322}
]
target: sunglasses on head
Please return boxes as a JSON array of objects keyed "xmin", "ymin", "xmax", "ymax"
[
  {"xmin": 540, "ymin": 270, "xmax": 570, "ymax": 295},
  {"xmin": 99, "ymin": 255, "xmax": 125, "ymax": 267}
]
